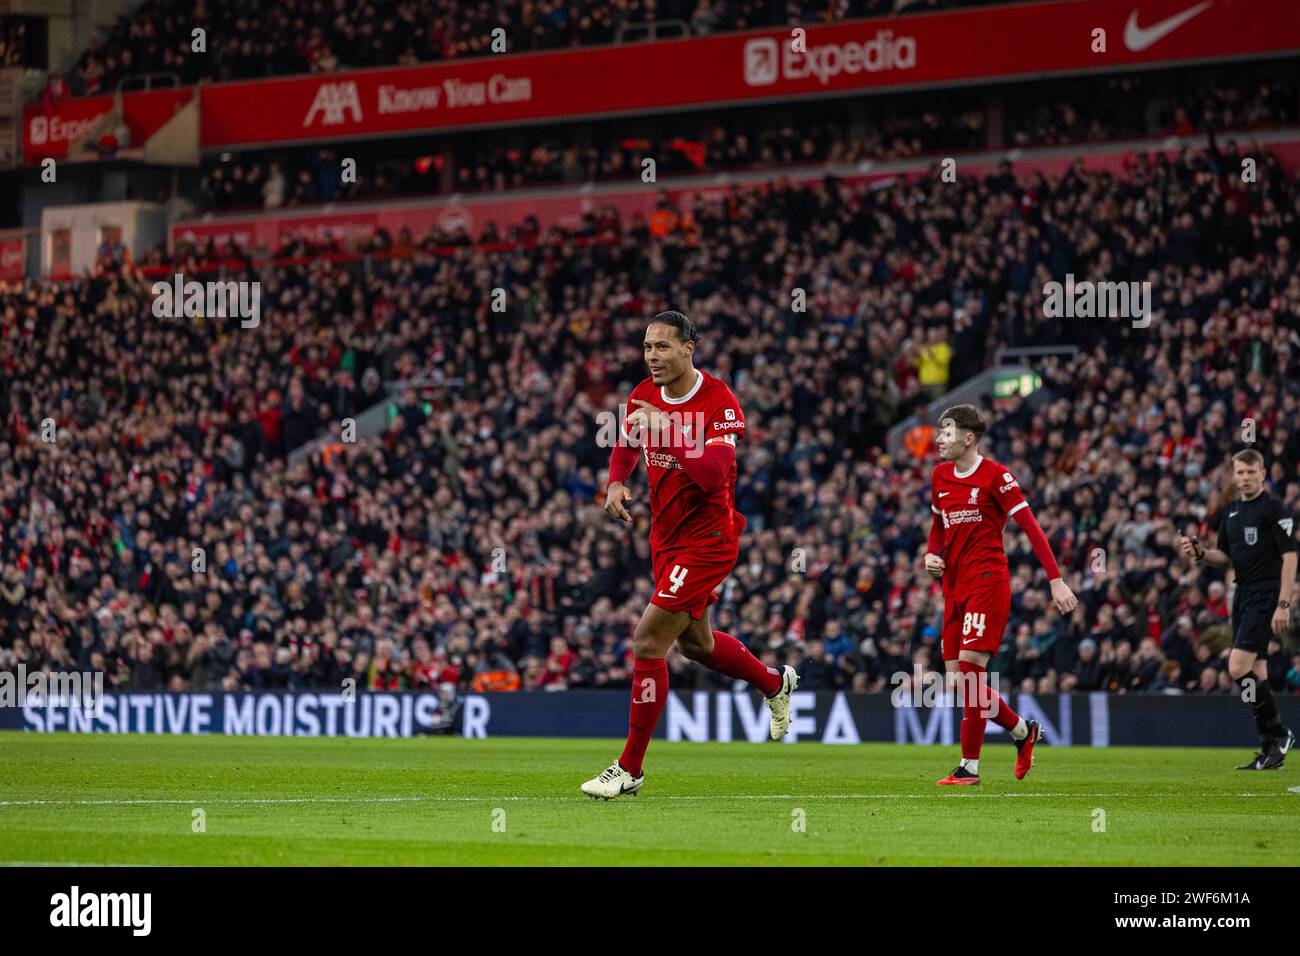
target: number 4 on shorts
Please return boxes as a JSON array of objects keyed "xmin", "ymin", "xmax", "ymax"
[{"xmin": 668, "ymin": 564, "xmax": 689, "ymax": 594}]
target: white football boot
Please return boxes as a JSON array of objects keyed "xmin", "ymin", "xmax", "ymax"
[
  {"xmin": 581, "ymin": 760, "xmax": 644, "ymax": 800},
  {"xmin": 766, "ymin": 665, "xmax": 800, "ymax": 740}
]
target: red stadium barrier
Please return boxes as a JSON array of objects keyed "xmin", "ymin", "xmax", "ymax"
[
  {"xmin": 168, "ymin": 131, "xmax": 1300, "ymax": 255},
  {"xmin": 41, "ymin": 233, "xmax": 621, "ymax": 281}
]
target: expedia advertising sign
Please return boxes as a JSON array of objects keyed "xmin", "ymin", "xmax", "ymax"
[{"xmin": 27, "ymin": 0, "xmax": 1300, "ymax": 160}]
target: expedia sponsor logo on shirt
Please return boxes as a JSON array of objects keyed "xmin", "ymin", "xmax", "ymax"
[
  {"xmin": 998, "ymin": 482, "xmax": 1017, "ymax": 494},
  {"xmin": 713, "ymin": 420, "xmax": 744, "ymax": 430}
]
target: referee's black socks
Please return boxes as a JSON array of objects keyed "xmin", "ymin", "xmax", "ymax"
[{"xmin": 1238, "ymin": 676, "xmax": 1284, "ymax": 742}]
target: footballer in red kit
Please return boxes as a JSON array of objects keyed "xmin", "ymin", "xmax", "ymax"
[
  {"xmin": 580, "ymin": 311, "xmax": 798, "ymax": 800},
  {"xmin": 924, "ymin": 404, "xmax": 1078, "ymax": 786}
]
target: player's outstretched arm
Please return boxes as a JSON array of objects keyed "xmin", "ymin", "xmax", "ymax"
[{"xmin": 1010, "ymin": 503, "xmax": 1077, "ymax": 614}]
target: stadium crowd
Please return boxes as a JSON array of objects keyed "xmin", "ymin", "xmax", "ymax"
[
  {"xmin": 2, "ymin": 134, "xmax": 1299, "ymax": 700},
  {"xmin": 67, "ymin": 0, "xmax": 1032, "ymax": 93},
  {"xmin": 195, "ymin": 73, "xmax": 1297, "ymax": 212}
]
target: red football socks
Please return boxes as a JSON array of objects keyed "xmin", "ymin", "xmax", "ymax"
[
  {"xmin": 619, "ymin": 657, "xmax": 669, "ymax": 777},
  {"xmin": 958, "ymin": 660, "xmax": 1022, "ymax": 762},
  {"xmin": 700, "ymin": 630, "xmax": 782, "ymax": 696},
  {"xmin": 984, "ymin": 673, "xmax": 1021, "ymax": 732},
  {"xmin": 958, "ymin": 660, "xmax": 990, "ymax": 760}
]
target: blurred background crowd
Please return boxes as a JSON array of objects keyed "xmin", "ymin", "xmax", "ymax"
[{"xmin": 3, "ymin": 126, "xmax": 1299, "ymax": 699}]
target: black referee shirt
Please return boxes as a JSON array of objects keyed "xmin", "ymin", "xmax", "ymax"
[{"xmin": 1215, "ymin": 492, "xmax": 1297, "ymax": 587}]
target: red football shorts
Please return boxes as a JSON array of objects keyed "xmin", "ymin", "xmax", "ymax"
[
  {"xmin": 650, "ymin": 545, "xmax": 737, "ymax": 619},
  {"xmin": 941, "ymin": 577, "xmax": 1011, "ymax": 660}
]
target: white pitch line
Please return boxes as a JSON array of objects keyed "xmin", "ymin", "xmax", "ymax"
[
  {"xmin": 0, "ymin": 791, "xmax": 1293, "ymax": 808},
  {"xmin": 0, "ymin": 861, "xmax": 150, "ymax": 868}
]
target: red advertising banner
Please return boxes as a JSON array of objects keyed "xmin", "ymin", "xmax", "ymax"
[
  {"xmin": 196, "ymin": 0, "xmax": 1300, "ymax": 148},
  {"xmin": 23, "ymin": 0, "xmax": 1300, "ymax": 162},
  {"xmin": 170, "ymin": 191, "xmax": 656, "ymax": 253},
  {"xmin": 0, "ymin": 237, "xmax": 26, "ymax": 281},
  {"xmin": 23, "ymin": 87, "xmax": 192, "ymax": 162}
]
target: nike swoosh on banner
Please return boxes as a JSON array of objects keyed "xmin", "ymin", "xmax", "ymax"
[{"xmin": 1123, "ymin": 2, "xmax": 1213, "ymax": 52}]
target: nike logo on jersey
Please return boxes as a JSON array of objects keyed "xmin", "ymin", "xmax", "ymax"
[
  {"xmin": 656, "ymin": 591, "xmax": 678, "ymax": 600},
  {"xmin": 962, "ymin": 637, "xmax": 978, "ymax": 645},
  {"xmin": 938, "ymin": 491, "xmax": 949, "ymax": 497},
  {"xmin": 1230, "ymin": 512, "xmax": 1239, "ymax": 518},
  {"xmin": 1123, "ymin": 2, "xmax": 1213, "ymax": 52}
]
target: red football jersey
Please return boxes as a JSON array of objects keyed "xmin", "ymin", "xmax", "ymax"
[
  {"xmin": 622, "ymin": 369, "xmax": 746, "ymax": 552},
  {"xmin": 930, "ymin": 455, "xmax": 1028, "ymax": 592}
]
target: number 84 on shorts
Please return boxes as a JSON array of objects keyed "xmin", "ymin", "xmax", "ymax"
[{"xmin": 941, "ymin": 583, "xmax": 1010, "ymax": 660}]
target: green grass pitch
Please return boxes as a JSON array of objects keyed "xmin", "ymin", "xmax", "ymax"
[{"xmin": 1, "ymin": 732, "xmax": 1297, "ymax": 866}]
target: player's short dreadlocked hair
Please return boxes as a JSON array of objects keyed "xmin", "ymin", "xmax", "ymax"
[
  {"xmin": 939, "ymin": 404, "xmax": 987, "ymax": 438},
  {"xmin": 651, "ymin": 310, "xmax": 699, "ymax": 345}
]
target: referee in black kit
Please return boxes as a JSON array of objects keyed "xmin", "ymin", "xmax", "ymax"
[{"xmin": 1178, "ymin": 449, "xmax": 1297, "ymax": 770}]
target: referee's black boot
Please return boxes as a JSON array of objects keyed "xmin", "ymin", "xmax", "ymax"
[
  {"xmin": 1232, "ymin": 749, "xmax": 1263, "ymax": 775},
  {"xmin": 1258, "ymin": 728, "xmax": 1295, "ymax": 770}
]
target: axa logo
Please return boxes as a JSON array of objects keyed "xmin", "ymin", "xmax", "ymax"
[
  {"xmin": 304, "ymin": 81, "xmax": 363, "ymax": 127},
  {"xmin": 744, "ymin": 29, "xmax": 916, "ymax": 88},
  {"xmin": 1124, "ymin": 2, "xmax": 1213, "ymax": 52}
]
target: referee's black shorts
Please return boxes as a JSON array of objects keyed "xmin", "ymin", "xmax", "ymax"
[{"xmin": 1232, "ymin": 581, "xmax": 1281, "ymax": 655}]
